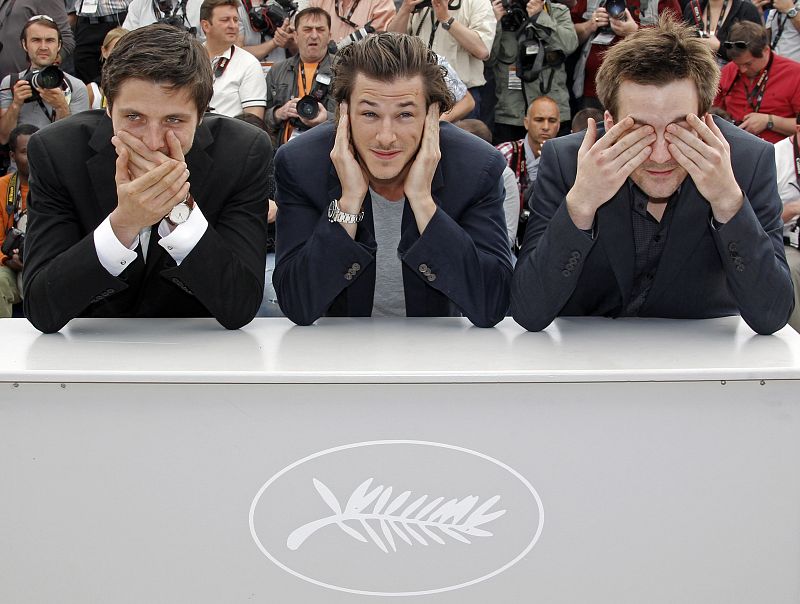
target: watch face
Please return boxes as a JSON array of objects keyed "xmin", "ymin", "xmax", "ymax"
[{"xmin": 169, "ymin": 202, "xmax": 192, "ymax": 224}]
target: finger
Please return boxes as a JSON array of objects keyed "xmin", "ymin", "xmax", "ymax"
[
  {"xmin": 115, "ymin": 146, "xmax": 132, "ymax": 186},
  {"xmin": 116, "ymin": 139, "xmax": 158, "ymax": 174},
  {"xmin": 166, "ymin": 130, "xmax": 185, "ymax": 163},
  {"xmin": 126, "ymin": 159, "xmax": 182, "ymax": 195},
  {"xmin": 136, "ymin": 162, "xmax": 190, "ymax": 206},
  {"xmin": 578, "ymin": 117, "xmax": 598, "ymax": 157},
  {"xmin": 592, "ymin": 115, "xmax": 637, "ymax": 150},
  {"xmin": 704, "ymin": 113, "xmax": 728, "ymax": 146},
  {"xmin": 117, "ymin": 130, "xmax": 170, "ymax": 165},
  {"xmin": 667, "ymin": 141, "xmax": 702, "ymax": 180},
  {"xmin": 665, "ymin": 121, "xmax": 715, "ymax": 162},
  {"xmin": 150, "ymin": 179, "xmax": 191, "ymax": 215},
  {"xmin": 684, "ymin": 113, "xmax": 724, "ymax": 150},
  {"xmin": 609, "ymin": 131, "xmax": 656, "ymax": 172},
  {"xmin": 666, "ymin": 135, "xmax": 710, "ymax": 173},
  {"xmin": 334, "ymin": 102, "xmax": 350, "ymax": 148}
]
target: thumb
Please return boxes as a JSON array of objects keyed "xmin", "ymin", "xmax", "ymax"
[{"xmin": 115, "ymin": 146, "xmax": 131, "ymax": 186}]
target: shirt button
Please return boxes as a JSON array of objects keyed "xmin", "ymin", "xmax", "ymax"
[
  {"xmin": 120, "ymin": 260, "xmax": 126, "ymax": 265},
  {"xmin": 167, "ymin": 246, "xmax": 174, "ymax": 251}
]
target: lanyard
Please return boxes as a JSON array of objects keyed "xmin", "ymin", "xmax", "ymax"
[
  {"xmin": 741, "ymin": 50, "xmax": 773, "ymax": 113},
  {"xmin": 5, "ymin": 172, "xmax": 22, "ymax": 224},
  {"xmin": 771, "ymin": 12, "xmax": 787, "ymax": 50},
  {"xmin": 298, "ymin": 61, "xmax": 317, "ymax": 96},
  {"xmin": 793, "ymin": 134, "xmax": 800, "ymax": 184},
  {"xmin": 335, "ymin": 0, "xmax": 361, "ymax": 28},
  {"xmin": 212, "ymin": 46, "xmax": 234, "ymax": 80},
  {"xmin": 704, "ymin": 0, "xmax": 728, "ymax": 37}
]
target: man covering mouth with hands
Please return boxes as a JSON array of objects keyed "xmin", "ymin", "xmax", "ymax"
[
  {"xmin": 511, "ymin": 14, "xmax": 794, "ymax": 335},
  {"xmin": 23, "ymin": 23, "xmax": 271, "ymax": 333},
  {"xmin": 273, "ymin": 32, "xmax": 512, "ymax": 326}
]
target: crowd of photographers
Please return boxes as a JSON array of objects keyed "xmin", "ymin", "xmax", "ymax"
[{"xmin": 0, "ymin": 0, "xmax": 799, "ymax": 320}]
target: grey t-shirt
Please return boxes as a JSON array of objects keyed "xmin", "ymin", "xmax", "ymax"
[
  {"xmin": 370, "ymin": 188, "xmax": 406, "ymax": 317},
  {"xmin": 0, "ymin": 70, "xmax": 89, "ymax": 130}
]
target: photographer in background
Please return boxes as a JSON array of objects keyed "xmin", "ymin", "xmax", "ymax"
[
  {"xmin": 0, "ymin": 125, "xmax": 37, "ymax": 318},
  {"xmin": 123, "ymin": 0, "xmax": 205, "ymax": 40},
  {"xmin": 761, "ymin": 0, "xmax": 800, "ymax": 62},
  {"xmin": 237, "ymin": 0, "xmax": 295, "ymax": 61},
  {"xmin": 388, "ymin": 0, "xmax": 495, "ymax": 117},
  {"xmin": 307, "ymin": 0, "xmax": 395, "ymax": 44},
  {"xmin": 265, "ymin": 7, "xmax": 336, "ymax": 145},
  {"xmin": 490, "ymin": 0, "xmax": 576, "ymax": 143},
  {"xmin": 0, "ymin": 16, "xmax": 89, "ymax": 145},
  {"xmin": 682, "ymin": 0, "xmax": 761, "ymax": 66},
  {"xmin": 571, "ymin": 0, "xmax": 680, "ymax": 109}
]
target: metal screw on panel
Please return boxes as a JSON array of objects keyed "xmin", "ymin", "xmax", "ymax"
[
  {"xmin": 12, "ymin": 382, "xmax": 19, "ymax": 388},
  {"xmin": 60, "ymin": 384, "xmax": 66, "ymax": 389},
  {"xmin": 720, "ymin": 381, "xmax": 726, "ymax": 385},
  {"xmin": 760, "ymin": 380, "xmax": 766, "ymax": 386}
]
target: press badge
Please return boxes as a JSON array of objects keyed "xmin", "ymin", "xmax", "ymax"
[
  {"xmin": 81, "ymin": 0, "xmax": 99, "ymax": 14},
  {"xmin": 508, "ymin": 66, "xmax": 522, "ymax": 90},
  {"xmin": 592, "ymin": 31, "xmax": 615, "ymax": 45}
]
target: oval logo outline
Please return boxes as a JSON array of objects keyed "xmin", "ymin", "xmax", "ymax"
[{"xmin": 249, "ymin": 439, "xmax": 545, "ymax": 597}]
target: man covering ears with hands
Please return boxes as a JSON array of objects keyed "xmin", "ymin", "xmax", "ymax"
[
  {"xmin": 273, "ymin": 33, "xmax": 512, "ymax": 326},
  {"xmin": 512, "ymin": 15, "xmax": 793, "ymax": 335},
  {"xmin": 23, "ymin": 24, "xmax": 270, "ymax": 333}
]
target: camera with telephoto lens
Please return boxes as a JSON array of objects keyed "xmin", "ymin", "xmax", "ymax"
[
  {"xmin": 1, "ymin": 228, "xmax": 24, "ymax": 262},
  {"xmin": 248, "ymin": 0, "xmax": 298, "ymax": 36},
  {"xmin": 23, "ymin": 66, "xmax": 65, "ymax": 103},
  {"xmin": 330, "ymin": 22, "xmax": 375, "ymax": 52},
  {"xmin": 295, "ymin": 72, "xmax": 332, "ymax": 123},
  {"xmin": 500, "ymin": 0, "xmax": 529, "ymax": 31}
]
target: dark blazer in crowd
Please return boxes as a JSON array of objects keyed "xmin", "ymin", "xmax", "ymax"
[
  {"xmin": 511, "ymin": 117, "xmax": 794, "ymax": 335},
  {"xmin": 273, "ymin": 121, "xmax": 514, "ymax": 327},
  {"xmin": 23, "ymin": 110, "xmax": 270, "ymax": 332}
]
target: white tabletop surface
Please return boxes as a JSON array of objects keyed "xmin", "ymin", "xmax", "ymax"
[{"xmin": 2, "ymin": 316, "xmax": 800, "ymax": 383}]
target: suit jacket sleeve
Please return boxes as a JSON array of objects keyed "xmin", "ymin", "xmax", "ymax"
[
  {"xmin": 708, "ymin": 141, "xmax": 794, "ymax": 335},
  {"xmin": 23, "ymin": 126, "xmax": 269, "ymax": 332},
  {"xmin": 511, "ymin": 137, "xmax": 596, "ymax": 332}
]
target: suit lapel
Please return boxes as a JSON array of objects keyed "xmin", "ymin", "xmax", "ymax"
[
  {"xmin": 86, "ymin": 115, "xmax": 119, "ymax": 220},
  {"xmin": 646, "ymin": 179, "xmax": 710, "ymax": 302},
  {"xmin": 597, "ymin": 187, "xmax": 635, "ymax": 306}
]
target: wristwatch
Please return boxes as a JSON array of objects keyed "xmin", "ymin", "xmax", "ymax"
[
  {"xmin": 787, "ymin": 6, "xmax": 798, "ymax": 18},
  {"xmin": 328, "ymin": 199, "xmax": 364, "ymax": 224},
  {"xmin": 166, "ymin": 194, "xmax": 193, "ymax": 226},
  {"xmin": 767, "ymin": 115, "xmax": 774, "ymax": 130},
  {"xmin": 441, "ymin": 17, "xmax": 455, "ymax": 30}
]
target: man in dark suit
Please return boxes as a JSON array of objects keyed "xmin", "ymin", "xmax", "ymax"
[
  {"xmin": 273, "ymin": 33, "xmax": 512, "ymax": 327},
  {"xmin": 511, "ymin": 15, "xmax": 794, "ymax": 335},
  {"xmin": 23, "ymin": 24, "xmax": 270, "ymax": 333}
]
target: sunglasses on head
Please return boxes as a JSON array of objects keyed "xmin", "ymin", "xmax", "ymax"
[
  {"xmin": 723, "ymin": 40, "xmax": 748, "ymax": 50},
  {"xmin": 27, "ymin": 14, "xmax": 55, "ymax": 22}
]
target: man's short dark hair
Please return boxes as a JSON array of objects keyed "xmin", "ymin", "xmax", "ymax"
[
  {"xmin": 726, "ymin": 22, "xmax": 770, "ymax": 59},
  {"xmin": 200, "ymin": 0, "xmax": 239, "ymax": 23},
  {"xmin": 571, "ymin": 107, "xmax": 603, "ymax": 132},
  {"xmin": 101, "ymin": 23, "xmax": 213, "ymax": 119},
  {"xmin": 454, "ymin": 119, "xmax": 493, "ymax": 144},
  {"xmin": 294, "ymin": 7, "xmax": 331, "ymax": 29},
  {"xmin": 9, "ymin": 124, "xmax": 39, "ymax": 152},
  {"xmin": 331, "ymin": 32, "xmax": 454, "ymax": 115},
  {"xmin": 596, "ymin": 13, "xmax": 720, "ymax": 119},
  {"xmin": 20, "ymin": 15, "xmax": 61, "ymax": 45}
]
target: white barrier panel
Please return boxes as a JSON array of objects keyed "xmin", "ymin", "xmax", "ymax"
[{"xmin": 1, "ymin": 317, "xmax": 799, "ymax": 603}]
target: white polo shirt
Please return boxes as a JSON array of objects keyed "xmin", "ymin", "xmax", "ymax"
[{"xmin": 207, "ymin": 44, "xmax": 268, "ymax": 117}]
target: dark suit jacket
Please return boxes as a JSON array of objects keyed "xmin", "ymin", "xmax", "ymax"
[
  {"xmin": 273, "ymin": 121, "xmax": 513, "ymax": 327},
  {"xmin": 23, "ymin": 110, "xmax": 270, "ymax": 333},
  {"xmin": 511, "ymin": 117, "xmax": 794, "ymax": 335}
]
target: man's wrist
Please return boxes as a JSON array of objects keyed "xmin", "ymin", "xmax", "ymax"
[{"xmin": 337, "ymin": 193, "xmax": 365, "ymax": 214}]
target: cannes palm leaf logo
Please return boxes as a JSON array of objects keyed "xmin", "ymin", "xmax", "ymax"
[{"xmin": 286, "ymin": 478, "xmax": 507, "ymax": 553}]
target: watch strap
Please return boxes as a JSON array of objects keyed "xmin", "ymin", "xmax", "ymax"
[
  {"xmin": 442, "ymin": 16, "xmax": 455, "ymax": 29},
  {"xmin": 328, "ymin": 199, "xmax": 364, "ymax": 224}
]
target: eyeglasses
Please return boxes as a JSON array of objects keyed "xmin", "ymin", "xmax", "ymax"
[
  {"xmin": 27, "ymin": 14, "xmax": 55, "ymax": 22},
  {"xmin": 722, "ymin": 40, "xmax": 748, "ymax": 50}
]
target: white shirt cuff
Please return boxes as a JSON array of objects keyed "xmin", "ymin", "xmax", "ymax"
[
  {"xmin": 157, "ymin": 201, "xmax": 208, "ymax": 266},
  {"xmin": 93, "ymin": 215, "xmax": 139, "ymax": 277}
]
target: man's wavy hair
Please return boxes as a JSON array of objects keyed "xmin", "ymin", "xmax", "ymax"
[
  {"xmin": 331, "ymin": 33, "xmax": 454, "ymax": 115},
  {"xmin": 101, "ymin": 23, "xmax": 213, "ymax": 118},
  {"xmin": 596, "ymin": 13, "xmax": 720, "ymax": 119}
]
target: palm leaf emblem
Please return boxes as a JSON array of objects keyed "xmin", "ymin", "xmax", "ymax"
[{"xmin": 287, "ymin": 478, "xmax": 506, "ymax": 553}]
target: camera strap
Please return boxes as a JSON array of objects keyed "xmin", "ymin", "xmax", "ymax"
[
  {"xmin": 5, "ymin": 172, "xmax": 18, "ymax": 218},
  {"xmin": 212, "ymin": 46, "xmax": 235, "ymax": 80},
  {"xmin": 335, "ymin": 0, "xmax": 362, "ymax": 28},
  {"xmin": 298, "ymin": 61, "xmax": 318, "ymax": 96},
  {"xmin": 771, "ymin": 12, "xmax": 787, "ymax": 50},
  {"xmin": 688, "ymin": 0, "xmax": 703, "ymax": 30},
  {"xmin": 741, "ymin": 50, "xmax": 773, "ymax": 113},
  {"xmin": 793, "ymin": 133, "xmax": 800, "ymax": 184},
  {"xmin": 703, "ymin": 0, "xmax": 728, "ymax": 37}
]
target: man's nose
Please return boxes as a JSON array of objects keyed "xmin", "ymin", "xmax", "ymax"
[
  {"xmin": 143, "ymin": 125, "xmax": 166, "ymax": 152},
  {"xmin": 649, "ymin": 133, "xmax": 672, "ymax": 165},
  {"xmin": 375, "ymin": 118, "xmax": 396, "ymax": 147},
  {"xmin": 738, "ymin": 64, "xmax": 748, "ymax": 75}
]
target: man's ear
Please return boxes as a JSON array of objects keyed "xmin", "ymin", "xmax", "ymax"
[
  {"xmin": 200, "ymin": 19, "xmax": 211, "ymax": 35},
  {"xmin": 603, "ymin": 109, "xmax": 614, "ymax": 131}
]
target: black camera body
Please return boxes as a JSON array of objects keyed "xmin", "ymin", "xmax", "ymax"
[
  {"xmin": 248, "ymin": 0, "xmax": 298, "ymax": 36},
  {"xmin": 23, "ymin": 66, "xmax": 65, "ymax": 103},
  {"xmin": 501, "ymin": 0, "xmax": 529, "ymax": 31},
  {"xmin": 603, "ymin": 0, "xmax": 627, "ymax": 20},
  {"xmin": 157, "ymin": 14, "xmax": 197, "ymax": 35},
  {"xmin": 295, "ymin": 72, "xmax": 332, "ymax": 123},
  {"xmin": 1, "ymin": 227, "xmax": 24, "ymax": 262}
]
